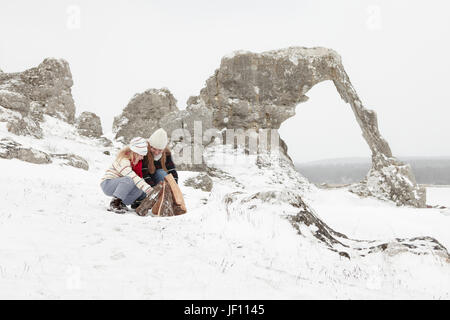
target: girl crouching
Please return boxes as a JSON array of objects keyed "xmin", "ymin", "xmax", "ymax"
[{"xmin": 100, "ymin": 137, "xmax": 153, "ymax": 213}]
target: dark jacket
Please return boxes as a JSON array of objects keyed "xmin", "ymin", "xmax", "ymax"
[{"xmin": 142, "ymin": 151, "xmax": 178, "ymax": 187}]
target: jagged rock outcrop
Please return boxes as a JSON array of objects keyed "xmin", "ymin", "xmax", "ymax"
[
  {"xmin": 0, "ymin": 137, "xmax": 89, "ymax": 170},
  {"xmin": 0, "ymin": 58, "xmax": 75, "ymax": 138},
  {"xmin": 113, "ymin": 88, "xmax": 179, "ymax": 143},
  {"xmin": 175, "ymin": 47, "xmax": 425, "ymax": 207},
  {"xmin": 76, "ymin": 111, "xmax": 103, "ymax": 138}
]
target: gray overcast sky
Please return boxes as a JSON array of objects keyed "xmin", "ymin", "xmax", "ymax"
[{"xmin": 1, "ymin": 0, "xmax": 449, "ymax": 162}]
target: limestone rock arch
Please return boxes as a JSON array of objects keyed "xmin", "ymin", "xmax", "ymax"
[{"xmin": 184, "ymin": 47, "xmax": 425, "ymax": 207}]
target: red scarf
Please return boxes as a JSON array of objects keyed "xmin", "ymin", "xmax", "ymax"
[{"xmin": 132, "ymin": 160, "xmax": 143, "ymax": 178}]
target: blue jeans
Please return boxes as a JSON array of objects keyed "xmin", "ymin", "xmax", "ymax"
[
  {"xmin": 153, "ymin": 169, "xmax": 168, "ymax": 185},
  {"xmin": 100, "ymin": 177, "xmax": 146, "ymax": 205}
]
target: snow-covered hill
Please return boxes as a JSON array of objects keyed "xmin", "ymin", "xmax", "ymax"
[{"xmin": 1, "ymin": 115, "xmax": 449, "ymax": 299}]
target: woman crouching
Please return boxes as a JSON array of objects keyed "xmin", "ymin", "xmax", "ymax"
[{"xmin": 100, "ymin": 137, "xmax": 152, "ymax": 213}]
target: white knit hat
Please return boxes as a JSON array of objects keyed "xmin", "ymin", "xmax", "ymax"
[
  {"xmin": 148, "ymin": 128, "xmax": 168, "ymax": 150},
  {"xmin": 129, "ymin": 137, "xmax": 148, "ymax": 156}
]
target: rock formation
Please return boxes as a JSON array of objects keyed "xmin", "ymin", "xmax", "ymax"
[
  {"xmin": 290, "ymin": 202, "xmax": 449, "ymax": 259},
  {"xmin": 113, "ymin": 88, "xmax": 179, "ymax": 143},
  {"xmin": 0, "ymin": 137, "xmax": 51, "ymax": 164},
  {"xmin": 184, "ymin": 173, "xmax": 213, "ymax": 192},
  {"xmin": 174, "ymin": 47, "xmax": 425, "ymax": 207},
  {"xmin": 0, "ymin": 58, "xmax": 98, "ymax": 169},
  {"xmin": 76, "ymin": 111, "xmax": 103, "ymax": 138},
  {"xmin": 0, "ymin": 137, "xmax": 89, "ymax": 170},
  {"xmin": 51, "ymin": 153, "xmax": 89, "ymax": 170},
  {"xmin": 0, "ymin": 58, "xmax": 75, "ymax": 138},
  {"xmin": 112, "ymin": 47, "xmax": 424, "ymax": 207}
]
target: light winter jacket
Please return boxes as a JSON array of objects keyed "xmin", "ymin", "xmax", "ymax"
[{"xmin": 101, "ymin": 158, "xmax": 153, "ymax": 194}]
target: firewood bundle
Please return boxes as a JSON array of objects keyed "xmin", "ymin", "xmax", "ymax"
[{"xmin": 135, "ymin": 174, "xmax": 187, "ymax": 217}]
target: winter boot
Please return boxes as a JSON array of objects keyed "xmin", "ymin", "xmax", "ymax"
[{"xmin": 108, "ymin": 197, "xmax": 127, "ymax": 214}]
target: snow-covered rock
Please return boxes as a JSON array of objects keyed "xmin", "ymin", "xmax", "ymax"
[
  {"xmin": 0, "ymin": 113, "xmax": 113, "ymax": 171},
  {"xmin": 112, "ymin": 88, "xmax": 179, "ymax": 143},
  {"xmin": 184, "ymin": 172, "xmax": 213, "ymax": 192},
  {"xmin": 349, "ymin": 154, "xmax": 426, "ymax": 207},
  {"xmin": 0, "ymin": 137, "xmax": 51, "ymax": 164},
  {"xmin": 76, "ymin": 111, "xmax": 103, "ymax": 139},
  {"xmin": 0, "ymin": 58, "xmax": 75, "ymax": 139}
]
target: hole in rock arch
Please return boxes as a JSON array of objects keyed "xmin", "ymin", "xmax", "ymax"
[{"xmin": 278, "ymin": 81, "xmax": 371, "ymax": 185}]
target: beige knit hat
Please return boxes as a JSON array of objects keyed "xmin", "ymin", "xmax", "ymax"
[
  {"xmin": 129, "ymin": 137, "xmax": 148, "ymax": 156},
  {"xmin": 148, "ymin": 128, "xmax": 168, "ymax": 150}
]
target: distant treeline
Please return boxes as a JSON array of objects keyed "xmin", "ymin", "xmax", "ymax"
[{"xmin": 295, "ymin": 157, "xmax": 450, "ymax": 185}]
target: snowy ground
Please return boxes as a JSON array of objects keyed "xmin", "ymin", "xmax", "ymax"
[
  {"xmin": 309, "ymin": 187, "xmax": 450, "ymax": 249},
  {"xmin": 1, "ymin": 116, "xmax": 450, "ymax": 299}
]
